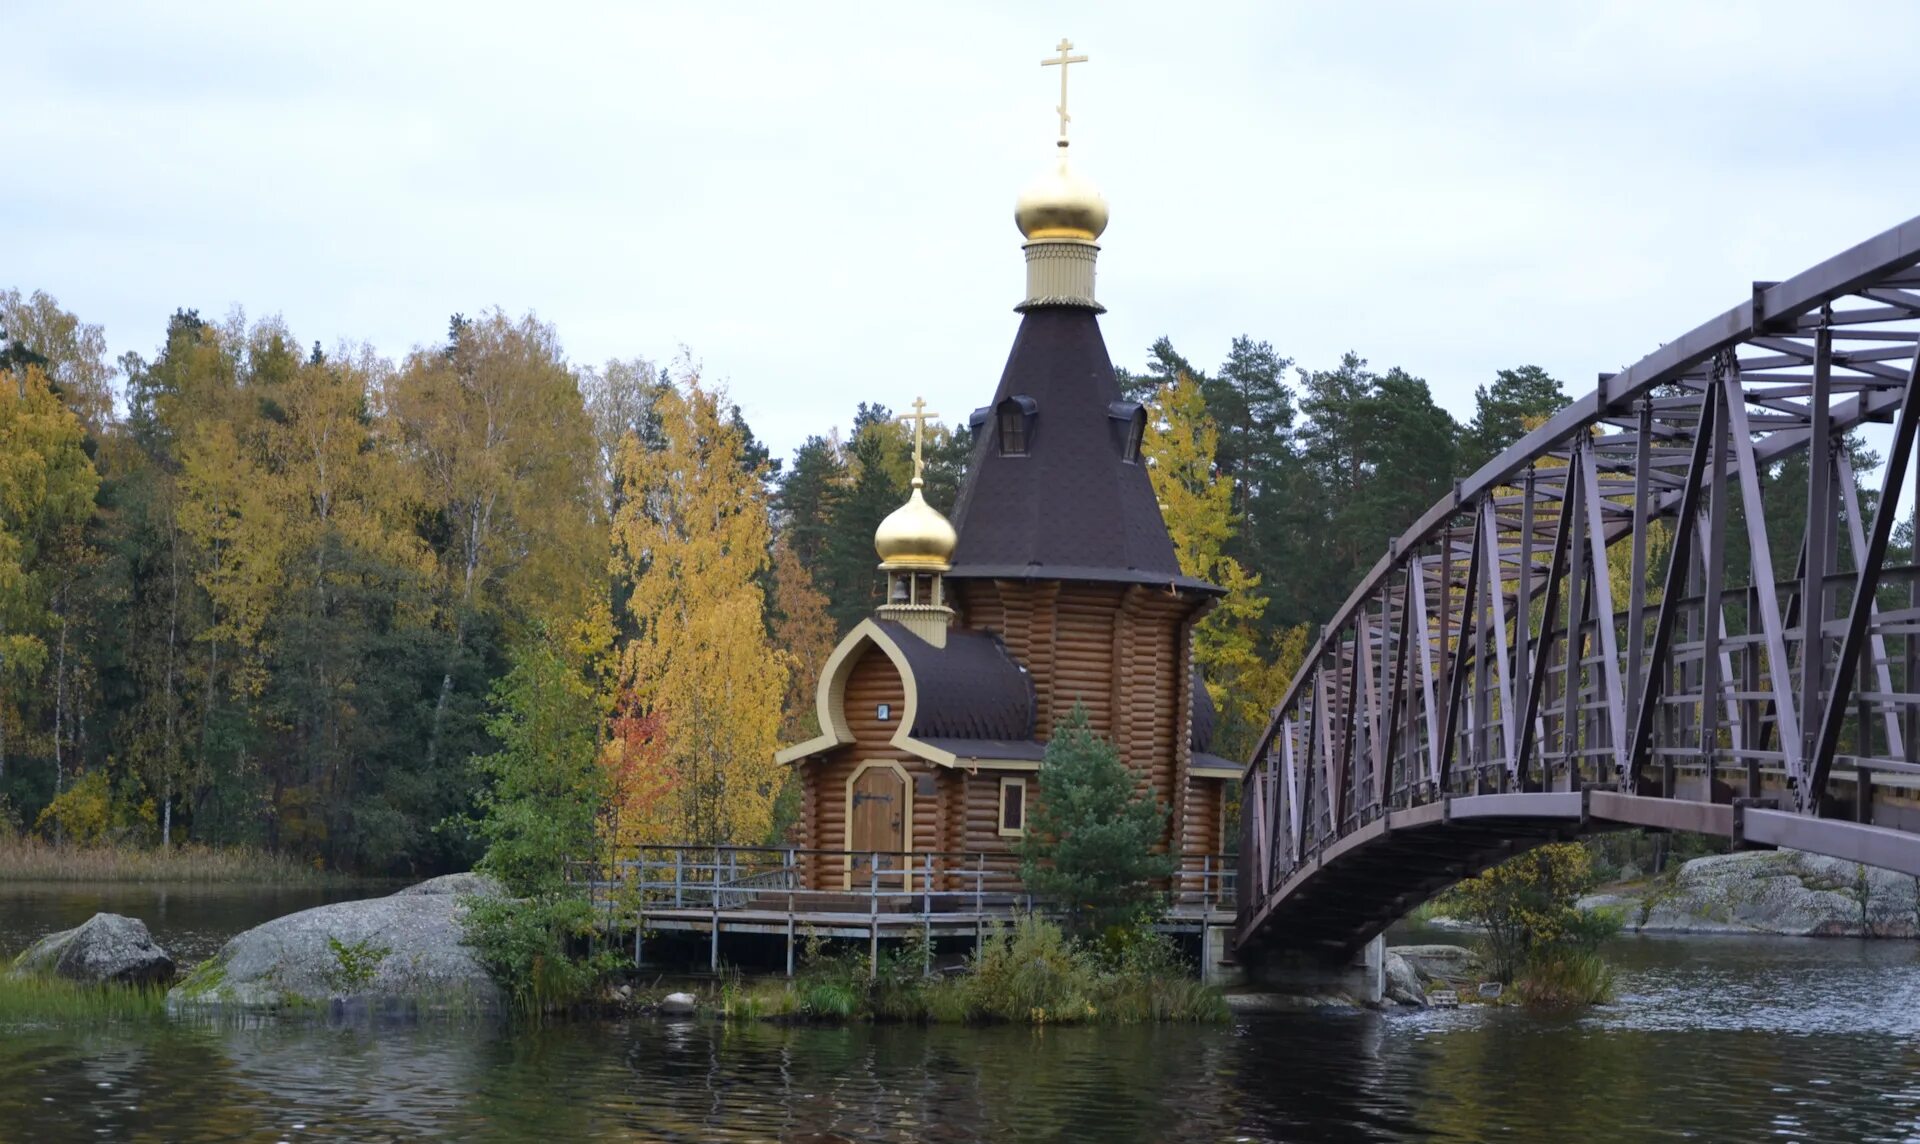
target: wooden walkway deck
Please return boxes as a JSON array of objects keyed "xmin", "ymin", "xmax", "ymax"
[{"xmin": 574, "ymin": 845, "xmax": 1238, "ymax": 976}]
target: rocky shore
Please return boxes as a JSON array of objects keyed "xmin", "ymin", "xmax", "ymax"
[
  {"xmin": 1423, "ymin": 848, "xmax": 1920, "ymax": 939},
  {"xmin": 167, "ymin": 872, "xmax": 506, "ymax": 1014},
  {"xmin": 1589, "ymin": 849, "xmax": 1920, "ymax": 938}
]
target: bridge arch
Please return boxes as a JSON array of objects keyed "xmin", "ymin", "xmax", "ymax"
[{"xmin": 1238, "ymin": 216, "xmax": 1920, "ymax": 960}]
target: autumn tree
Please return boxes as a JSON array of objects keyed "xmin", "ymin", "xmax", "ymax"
[
  {"xmin": 0, "ymin": 289, "xmax": 114, "ymax": 438},
  {"xmin": 0, "ymin": 292, "xmax": 114, "ymax": 819},
  {"xmin": 255, "ymin": 337, "xmax": 440, "ymax": 868},
  {"xmin": 382, "ymin": 310, "xmax": 602, "ymax": 770},
  {"xmin": 612, "ymin": 377, "xmax": 787, "ymax": 844},
  {"xmin": 579, "ymin": 355, "xmax": 665, "ymax": 521},
  {"xmin": 769, "ymin": 536, "xmax": 836, "ymax": 741},
  {"xmin": 1144, "ymin": 372, "xmax": 1273, "ymax": 748},
  {"xmin": 0, "ymin": 364, "xmax": 100, "ymax": 780}
]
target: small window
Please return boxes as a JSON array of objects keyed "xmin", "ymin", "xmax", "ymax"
[
  {"xmin": 876, "ymin": 703, "xmax": 891, "ymax": 722},
  {"xmin": 998, "ymin": 777, "xmax": 1026, "ymax": 836},
  {"xmin": 1123, "ymin": 408, "xmax": 1146, "ymax": 464},
  {"xmin": 998, "ymin": 405, "xmax": 1027, "ymax": 455}
]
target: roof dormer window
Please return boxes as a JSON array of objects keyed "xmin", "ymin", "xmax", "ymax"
[
  {"xmin": 996, "ymin": 395, "xmax": 1037, "ymax": 457},
  {"xmin": 1108, "ymin": 400, "xmax": 1146, "ymax": 464}
]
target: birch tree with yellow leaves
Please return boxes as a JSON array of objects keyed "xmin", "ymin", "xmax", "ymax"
[
  {"xmin": 1145, "ymin": 372, "xmax": 1296, "ymax": 757},
  {"xmin": 611, "ymin": 377, "xmax": 787, "ymax": 845}
]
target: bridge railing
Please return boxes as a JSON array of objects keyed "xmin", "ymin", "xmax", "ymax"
[{"xmin": 1240, "ymin": 213, "xmax": 1920, "ymax": 936}]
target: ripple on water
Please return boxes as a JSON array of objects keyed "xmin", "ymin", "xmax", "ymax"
[{"xmin": 4, "ymin": 932, "xmax": 1920, "ymax": 1141}]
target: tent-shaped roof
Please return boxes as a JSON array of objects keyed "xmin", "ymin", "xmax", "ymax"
[{"xmin": 947, "ymin": 307, "xmax": 1217, "ymax": 594}]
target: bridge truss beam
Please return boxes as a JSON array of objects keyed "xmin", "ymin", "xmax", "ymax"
[{"xmin": 1238, "ymin": 216, "xmax": 1920, "ymax": 957}]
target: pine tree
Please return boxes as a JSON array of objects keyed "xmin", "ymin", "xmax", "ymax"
[
  {"xmin": 819, "ymin": 406, "xmax": 907, "ymax": 631},
  {"xmin": 1294, "ymin": 354, "xmax": 1461, "ymax": 626},
  {"xmin": 776, "ymin": 435, "xmax": 844, "ymax": 569},
  {"xmin": 1461, "ymin": 365, "xmax": 1568, "ymax": 473}
]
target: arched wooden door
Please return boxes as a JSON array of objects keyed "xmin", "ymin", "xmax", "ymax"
[{"xmin": 847, "ymin": 763, "xmax": 907, "ymax": 888}]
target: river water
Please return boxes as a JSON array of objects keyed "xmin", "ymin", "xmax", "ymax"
[{"xmin": 6, "ymin": 886, "xmax": 1920, "ymax": 1142}]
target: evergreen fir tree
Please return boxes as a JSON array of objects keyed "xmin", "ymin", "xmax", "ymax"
[{"xmin": 1017, "ymin": 704, "xmax": 1173, "ymax": 936}]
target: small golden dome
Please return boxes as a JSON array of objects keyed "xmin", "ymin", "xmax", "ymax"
[
  {"xmin": 875, "ymin": 479, "xmax": 958, "ymax": 571},
  {"xmin": 1015, "ymin": 148, "xmax": 1108, "ymax": 242}
]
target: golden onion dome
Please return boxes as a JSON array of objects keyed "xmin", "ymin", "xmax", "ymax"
[
  {"xmin": 875, "ymin": 479, "xmax": 958, "ymax": 571},
  {"xmin": 1015, "ymin": 148, "xmax": 1108, "ymax": 242}
]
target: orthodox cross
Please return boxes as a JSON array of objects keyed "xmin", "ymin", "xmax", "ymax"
[
  {"xmin": 898, "ymin": 397, "xmax": 939, "ymax": 482},
  {"xmin": 1041, "ymin": 38, "xmax": 1087, "ymax": 142}
]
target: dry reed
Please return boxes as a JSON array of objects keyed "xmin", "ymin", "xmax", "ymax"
[{"xmin": 0, "ymin": 837, "xmax": 346, "ymax": 885}]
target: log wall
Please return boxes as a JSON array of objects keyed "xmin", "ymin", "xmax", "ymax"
[
  {"xmin": 802, "ymin": 645, "xmax": 946, "ymax": 889},
  {"xmin": 956, "ymin": 771, "xmax": 1033, "ymax": 894},
  {"xmin": 953, "ymin": 578, "xmax": 1210, "ymax": 862}
]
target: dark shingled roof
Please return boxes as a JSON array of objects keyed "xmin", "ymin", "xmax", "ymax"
[
  {"xmin": 1188, "ymin": 672, "xmax": 1241, "ymax": 773},
  {"xmin": 947, "ymin": 307, "xmax": 1218, "ymax": 594},
  {"xmin": 874, "ymin": 620, "xmax": 1034, "ymax": 741},
  {"xmin": 917, "ymin": 737, "xmax": 1048, "ymax": 763},
  {"xmin": 1190, "ymin": 669, "xmax": 1218, "ymax": 753},
  {"xmin": 1191, "ymin": 752, "xmax": 1242, "ymax": 775}
]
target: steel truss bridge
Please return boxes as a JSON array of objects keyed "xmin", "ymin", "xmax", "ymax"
[{"xmin": 1236, "ymin": 217, "xmax": 1920, "ymax": 962}]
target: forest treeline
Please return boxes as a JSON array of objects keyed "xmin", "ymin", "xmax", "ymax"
[{"xmin": 0, "ymin": 288, "xmax": 1572, "ymax": 874}]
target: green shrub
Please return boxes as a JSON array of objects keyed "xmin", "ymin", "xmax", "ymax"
[
  {"xmin": 1437, "ymin": 841, "xmax": 1623, "ymax": 1009},
  {"xmin": 1437, "ymin": 842, "xmax": 1600, "ymax": 982},
  {"xmin": 460, "ymin": 629, "xmax": 623, "ymax": 1014},
  {"xmin": 324, "ymin": 935, "xmax": 391, "ymax": 992},
  {"xmin": 721, "ymin": 918, "xmax": 1225, "ymax": 1026},
  {"xmin": 959, "ymin": 916, "xmax": 1098, "ymax": 1022},
  {"xmin": 461, "ymin": 893, "xmax": 616, "ymax": 1013}
]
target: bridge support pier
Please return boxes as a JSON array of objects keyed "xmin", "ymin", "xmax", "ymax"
[{"xmin": 1237, "ymin": 935, "xmax": 1385, "ymax": 1005}]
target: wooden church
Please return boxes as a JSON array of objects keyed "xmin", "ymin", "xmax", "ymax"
[{"xmin": 776, "ymin": 54, "xmax": 1238, "ymax": 891}]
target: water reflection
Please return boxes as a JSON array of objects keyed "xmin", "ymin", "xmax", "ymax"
[
  {"xmin": 6, "ymin": 934, "xmax": 1920, "ymax": 1141},
  {"xmin": 0, "ymin": 882, "xmax": 381, "ymax": 964}
]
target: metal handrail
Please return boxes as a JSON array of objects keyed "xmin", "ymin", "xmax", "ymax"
[{"xmin": 568, "ymin": 845, "xmax": 1236, "ymax": 916}]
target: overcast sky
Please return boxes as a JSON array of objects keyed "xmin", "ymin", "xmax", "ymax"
[{"xmin": 9, "ymin": 1, "xmax": 1920, "ymax": 462}]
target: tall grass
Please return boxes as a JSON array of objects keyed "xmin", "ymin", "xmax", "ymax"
[
  {"xmin": 0, "ymin": 974, "xmax": 169, "ymax": 1025},
  {"xmin": 0, "ymin": 837, "xmax": 347, "ymax": 884},
  {"xmin": 718, "ymin": 917, "xmax": 1228, "ymax": 1026},
  {"xmin": 1514, "ymin": 950, "xmax": 1616, "ymax": 1009}
]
